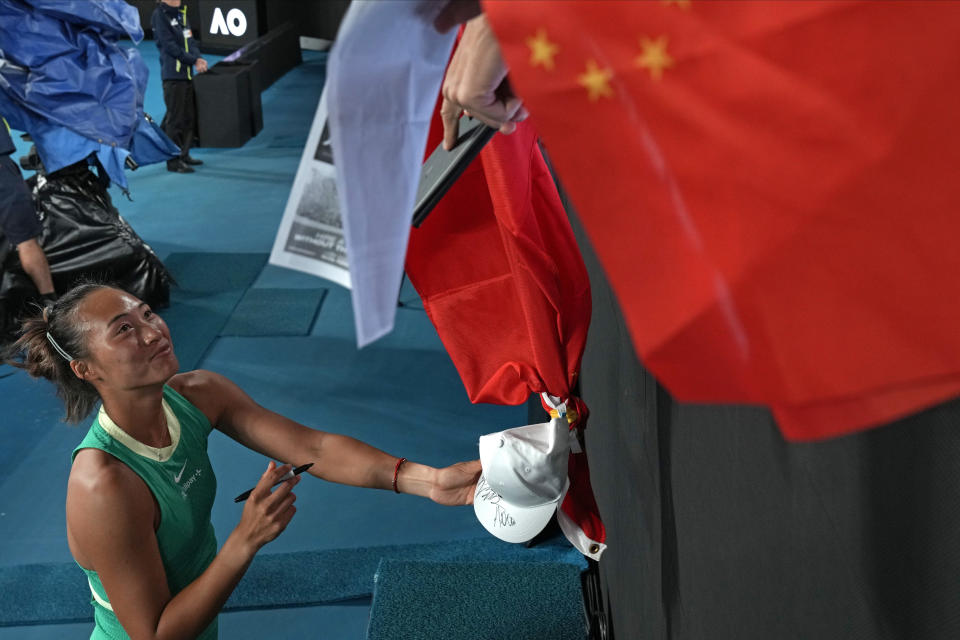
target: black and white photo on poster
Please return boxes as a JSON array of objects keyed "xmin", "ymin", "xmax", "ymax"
[
  {"xmin": 270, "ymin": 91, "xmax": 351, "ymax": 289},
  {"xmin": 294, "ymin": 169, "xmax": 341, "ymax": 227}
]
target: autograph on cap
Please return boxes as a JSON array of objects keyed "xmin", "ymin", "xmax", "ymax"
[{"xmin": 476, "ymin": 477, "xmax": 517, "ymax": 528}]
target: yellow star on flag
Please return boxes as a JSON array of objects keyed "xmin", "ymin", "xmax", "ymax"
[
  {"xmin": 526, "ymin": 28, "xmax": 559, "ymax": 70},
  {"xmin": 635, "ymin": 35, "xmax": 673, "ymax": 81},
  {"xmin": 578, "ymin": 60, "xmax": 614, "ymax": 101}
]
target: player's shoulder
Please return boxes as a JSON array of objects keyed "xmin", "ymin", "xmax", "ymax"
[
  {"xmin": 168, "ymin": 369, "xmax": 229, "ymax": 397},
  {"xmin": 168, "ymin": 370, "xmax": 236, "ymax": 425},
  {"xmin": 69, "ymin": 449, "xmax": 149, "ymax": 514}
]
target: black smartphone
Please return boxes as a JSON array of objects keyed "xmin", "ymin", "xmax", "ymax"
[{"xmin": 411, "ymin": 115, "xmax": 496, "ymax": 227}]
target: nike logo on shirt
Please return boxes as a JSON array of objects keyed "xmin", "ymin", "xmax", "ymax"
[{"xmin": 174, "ymin": 459, "xmax": 189, "ymax": 483}]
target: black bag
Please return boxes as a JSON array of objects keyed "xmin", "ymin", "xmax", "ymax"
[{"xmin": 0, "ymin": 157, "xmax": 172, "ymax": 343}]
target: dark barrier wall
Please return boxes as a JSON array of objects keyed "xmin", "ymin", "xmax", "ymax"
[
  {"xmin": 265, "ymin": 0, "xmax": 350, "ymax": 40},
  {"xmin": 193, "ymin": 22, "xmax": 302, "ymax": 147},
  {"xmin": 234, "ymin": 22, "xmax": 302, "ymax": 93},
  {"xmin": 566, "ymin": 204, "xmax": 960, "ymax": 639},
  {"xmin": 193, "ymin": 62, "xmax": 260, "ymax": 148}
]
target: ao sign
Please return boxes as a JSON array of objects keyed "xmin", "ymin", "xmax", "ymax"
[
  {"xmin": 199, "ymin": 0, "xmax": 257, "ymax": 47},
  {"xmin": 210, "ymin": 7, "xmax": 247, "ymax": 37}
]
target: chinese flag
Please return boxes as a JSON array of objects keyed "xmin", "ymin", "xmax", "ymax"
[
  {"xmin": 406, "ymin": 110, "xmax": 605, "ymax": 557},
  {"xmin": 407, "ymin": 119, "xmax": 589, "ymax": 406},
  {"xmin": 483, "ymin": 0, "xmax": 960, "ymax": 439}
]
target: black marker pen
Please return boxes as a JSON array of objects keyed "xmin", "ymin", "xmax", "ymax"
[{"xmin": 234, "ymin": 463, "xmax": 313, "ymax": 503}]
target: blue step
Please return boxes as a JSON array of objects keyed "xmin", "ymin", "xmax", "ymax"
[{"xmin": 367, "ymin": 559, "xmax": 588, "ymax": 640}]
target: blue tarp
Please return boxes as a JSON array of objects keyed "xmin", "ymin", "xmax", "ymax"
[{"xmin": 0, "ymin": 0, "xmax": 178, "ymax": 190}]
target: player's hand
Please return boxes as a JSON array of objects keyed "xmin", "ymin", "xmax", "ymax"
[
  {"xmin": 429, "ymin": 460, "xmax": 482, "ymax": 506},
  {"xmin": 195, "ymin": 58, "xmax": 209, "ymax": 73},
  {"xmin": 233, "ymin": 461, "xmax": 298, "ymax": 554}
]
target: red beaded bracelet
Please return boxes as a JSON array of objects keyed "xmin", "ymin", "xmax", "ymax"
[{"xmin": 392, "ymin": 457, "xmax": 407, "ymax": 494}]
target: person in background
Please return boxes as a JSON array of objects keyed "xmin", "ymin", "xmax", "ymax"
[
  {"xmin": 7, "ymin": 281, "xmax": 480, "ymax": 639},
  {"xmin": 0, "ymin": 119, "xmax": 56, "ymax": 306},
  {"xmin": 152, "ymin": 0, "xmax": 208, "ymax": 174}
]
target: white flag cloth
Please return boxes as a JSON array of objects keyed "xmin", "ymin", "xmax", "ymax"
[{"xmin": 326, "ymin": 0, "xmax": 456, "ymax": 347}]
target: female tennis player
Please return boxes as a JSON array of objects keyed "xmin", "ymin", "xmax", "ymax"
[{"xmin": 9, "ymin": 282, "xmax": 480, "ymax": 639}]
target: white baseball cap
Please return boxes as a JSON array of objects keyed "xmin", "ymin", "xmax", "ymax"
[{"xmin": 473, "ymin": 396, "xmax": 573, "ymax": 543}]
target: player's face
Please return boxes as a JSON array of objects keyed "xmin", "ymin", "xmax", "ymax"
[{"xmin": 74, "ymin": 288, "xmax": 178, "ymax": 392}]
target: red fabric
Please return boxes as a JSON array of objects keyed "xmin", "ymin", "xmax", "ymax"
[
  {"xmin": 406, "ymin": 97, "xmax": 605, "ymax": 549},
  {"xmin": 407, "ymin": 119, "xmax": 589, "ymax": 405},
  {"xmin": 483, "ymin": 0, "xmax": 960, "ymax": 440}
]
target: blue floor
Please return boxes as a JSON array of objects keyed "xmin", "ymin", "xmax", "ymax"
[
  {"xmin": 0, "ymin": 43, "xmax": 576, "ymax": 638},
  {"xmin": 0, "ymin": 602, "xmax": 372, "ymax": 640}
]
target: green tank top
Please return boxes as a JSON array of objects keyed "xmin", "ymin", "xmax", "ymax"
[{"xmin": 72, "ymin": 385, "xmax": 219, "ymax": 640}]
